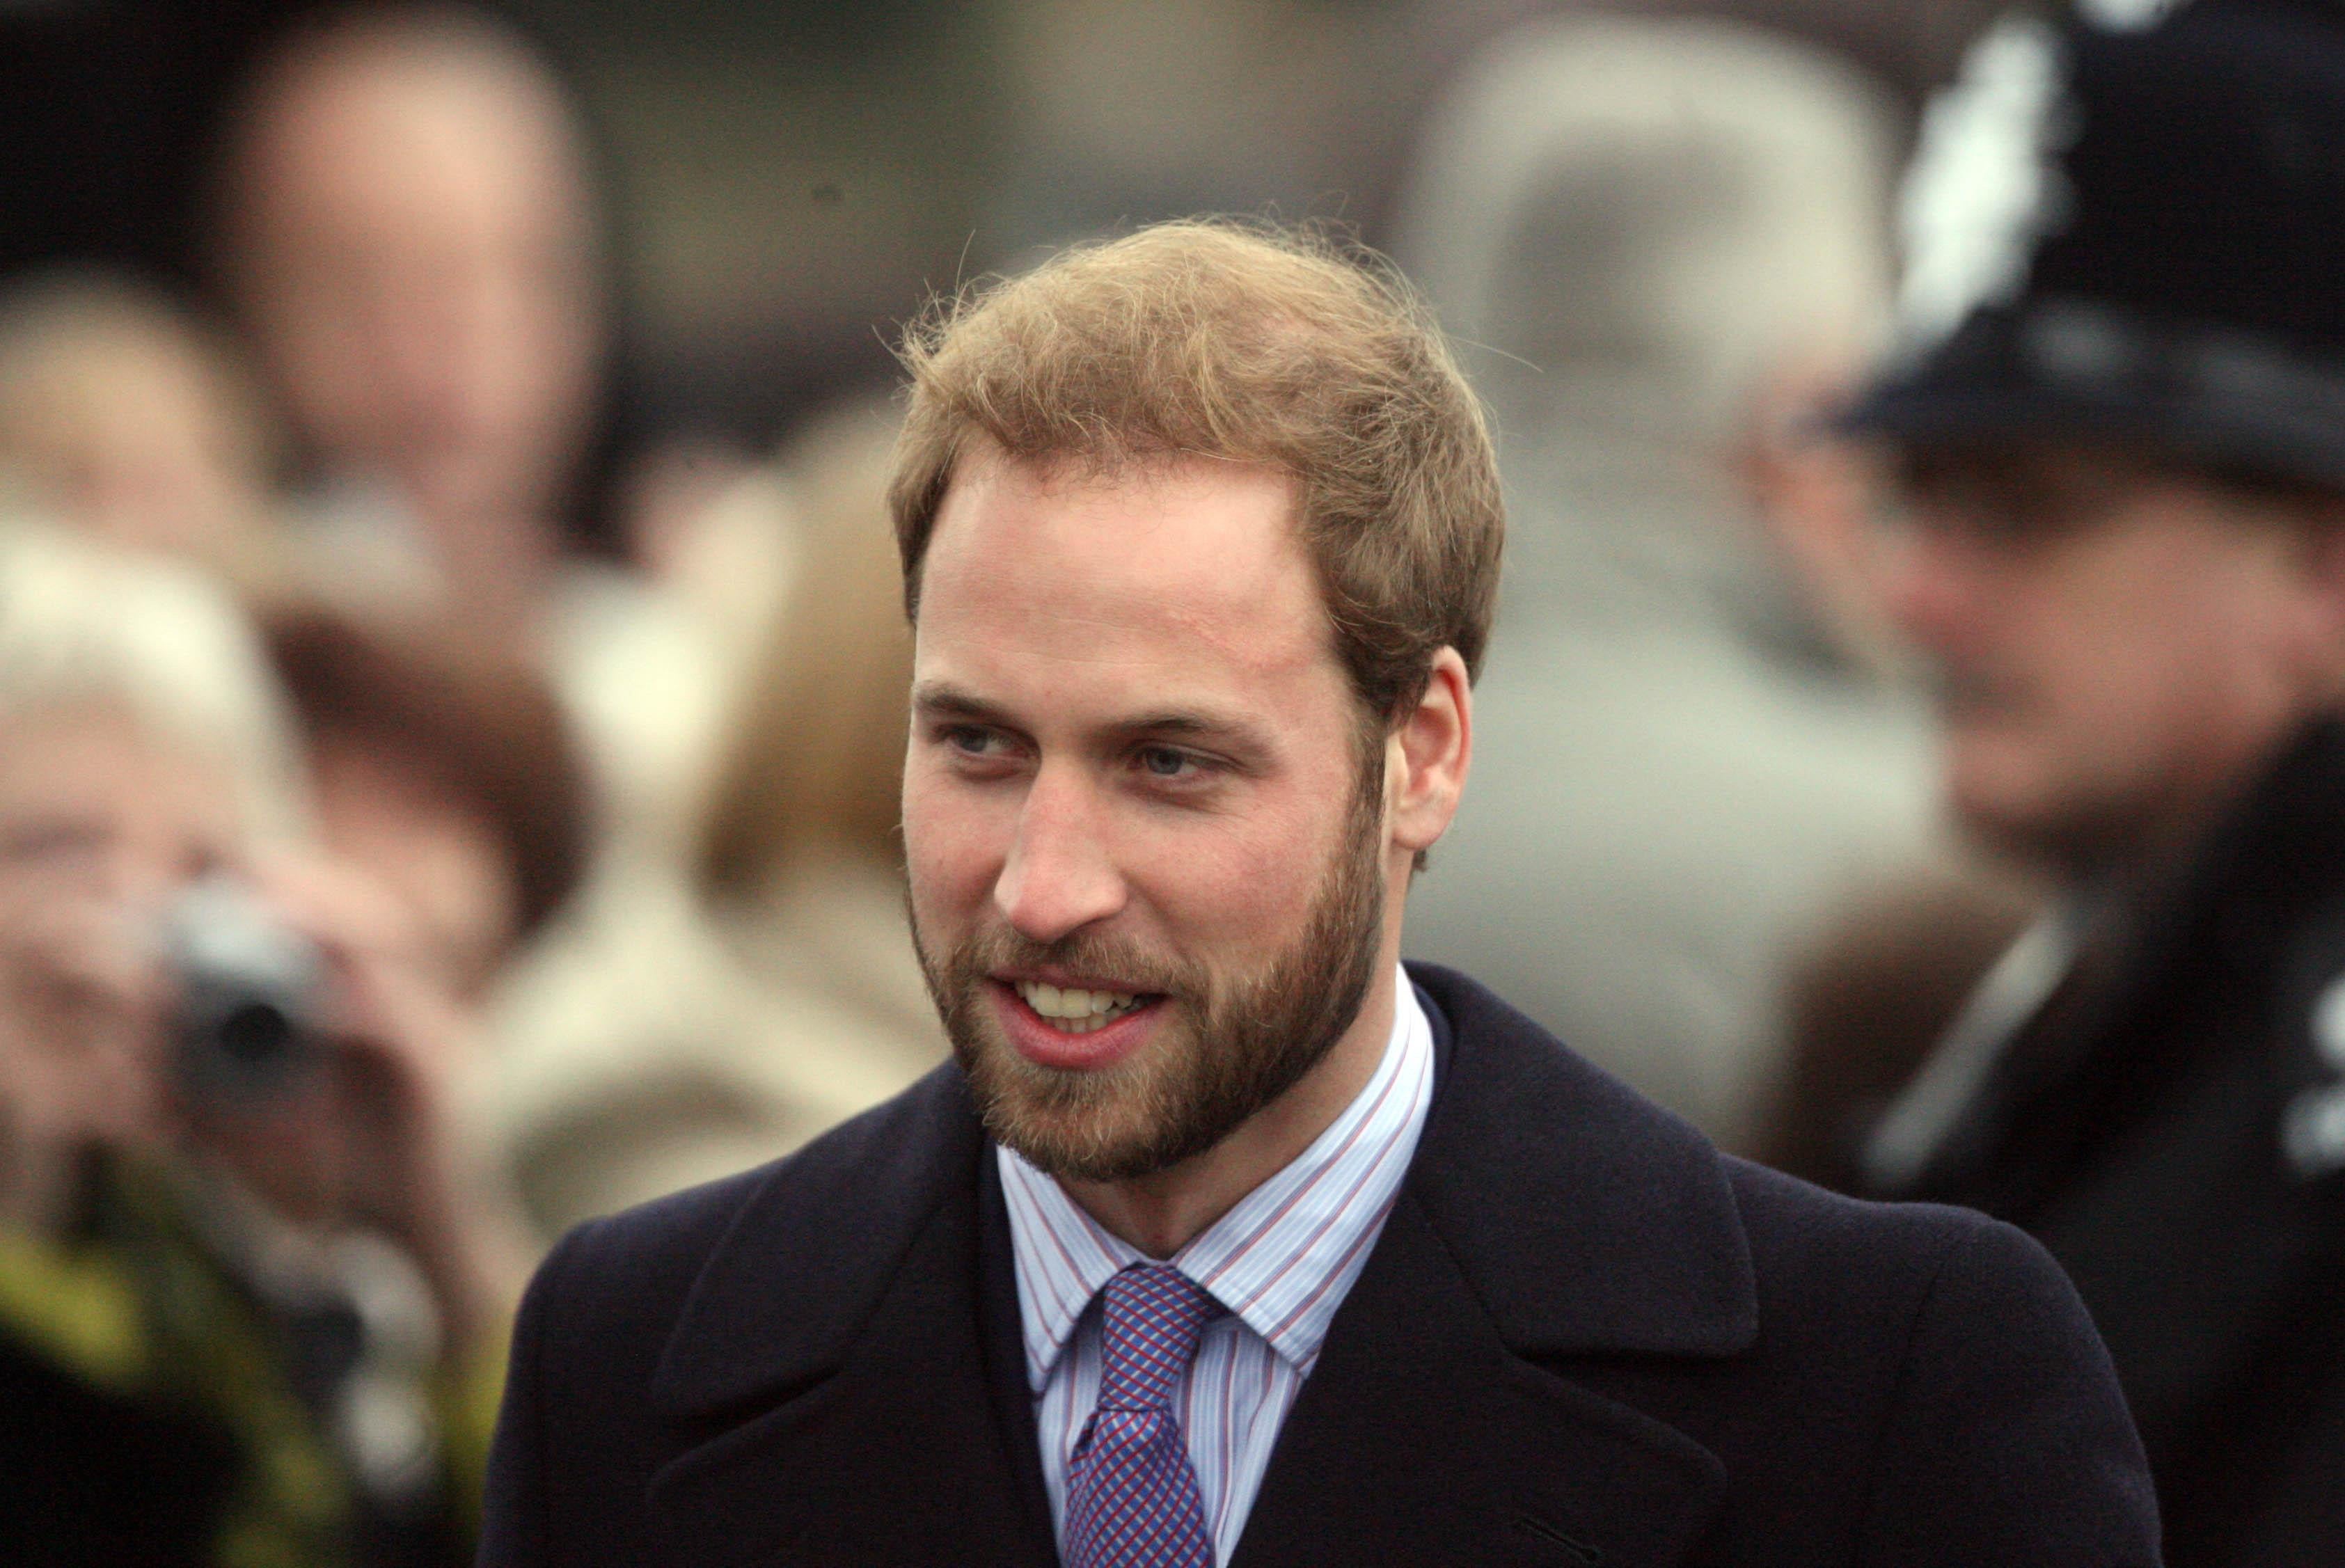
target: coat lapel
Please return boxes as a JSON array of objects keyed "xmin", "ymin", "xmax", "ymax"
[
  {"xmin": 1231, "ymin": 967, "xmax": 1753, "ymax": 1567},
  {"xmin": 1229, "ymin": 1192, "xmax": 1728, "ymax": 1568},
  {"xmin": 641, "ymin": 1068, "xmax": 1057, "ymax": 1567},
  {"xmin": 633, "ymin": 965, "xmax": 1758, "ymax": 1568}
]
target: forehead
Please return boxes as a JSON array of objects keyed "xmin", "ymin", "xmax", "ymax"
[
  {"xmin": 915, "ymin": 448, "xmax": 1341, "ymax": 713},
  {"xmin": 0, "ymin": 704, "xmax": 238, "ymax": 830},
  {"xmin": 238, "ymin": 35, "xmax": 584, "ymax": 240},
  {"xmin": 1902, "ymin": 440, "xmax": 2144, "ymax": 494},
  {"xmin": 1895, "ymin": 441, "xmax": 2215, "ymax": 536}
]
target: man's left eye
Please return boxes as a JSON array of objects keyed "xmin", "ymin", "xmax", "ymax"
[{"xmin": 1139, "ymin": 747, "xmax": 1195, "ymax": 779}]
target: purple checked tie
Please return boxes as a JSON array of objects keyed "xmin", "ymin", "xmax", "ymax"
[{"xmin": 1063, "ymin": 1263, "xmax": 1221, "ymax": 1568}]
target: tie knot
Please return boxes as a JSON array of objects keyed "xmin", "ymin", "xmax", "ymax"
[{"xmin": 1096, "ymin": 1263, "xmax": 1219, "ymax": 1412}]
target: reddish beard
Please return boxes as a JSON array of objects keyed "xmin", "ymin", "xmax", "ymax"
[{"xmin": 911, "ymin": 758, "xmax": 1388, "ymax": 1182}]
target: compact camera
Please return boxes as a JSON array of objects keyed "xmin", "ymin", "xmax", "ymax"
[{"xmin": 161, "ymin": 877, "xmax": 328, "ymax": 1102}]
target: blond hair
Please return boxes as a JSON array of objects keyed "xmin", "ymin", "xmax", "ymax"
[
  {"xmin": 888, "ymin": 219, "xmax": 1504, "ymax": 720},
  {"xmin": 0, "ymin": 521, "xmax": 305, "ymax": 846},
  {"xmin": 703, "ymin": 402, "xmax": 915, "ymax": 894}
]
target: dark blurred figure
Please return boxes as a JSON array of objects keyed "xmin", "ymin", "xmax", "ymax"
[
  {"xmin": 203, "ymin": 3, "xmax": 617, "ymax": 630},
  {"xmin": 1762, "ymin": 859, "xmax": 2042, "ymax": 1188},
  {"xmin": 1819, "ymin": 3, "xmax": 2345, "ymax": 1560},
  {"xmin": 0, "ymin": 527, "xmax": 529, "ymax": 1567}
]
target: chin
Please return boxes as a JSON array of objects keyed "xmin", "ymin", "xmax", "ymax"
[
  {"xmin": 1945, "ymin": 735, "xmax": 2067, "ymax": 866},
  {"xmin": 1946, "ymin": 759, "xmax": 2140, "ymax": 878},
  {"xmin": 978, "ymin": 1070, "xmax": 1202, "ymax": 1184},
  {"xmin": 956, "ymin": 1015, "xmax": 1194, "ymax": 1181}
]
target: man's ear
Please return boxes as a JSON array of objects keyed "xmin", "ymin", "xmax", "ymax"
[{"xmin": 1387, "ymin": 647, "xmax": 1472, "ymax": 860}]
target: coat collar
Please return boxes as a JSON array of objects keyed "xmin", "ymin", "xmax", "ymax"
[
  {"xmin": 1209, "ymin": 965, "xmax": 1745, "ymax": 1567},
  {"xmin": 1922, "ymin": 715, "xmax": 2345, "ymax": 1214},
  {"xmin": 649, "ymin": 1058, "xmax": 986, "ymax": 1420},
  {"xmin": 2143, "ymin": 714, "xmax": 2345, "ymax": 991},
  {"xmin": 646, "ymin": 963, "xmax": 1754, "ymax": 1565},
  {"xmin": 1404, "ymin": 962, "xmax": 1758, "ymax": 1360},
  {"xmin": 651, "ymin": 962, "xmax": 1755, "ymax": 1417},
  {"xmin": 645, "ymin": 1069, "xmax": 1059, "ymax": 1567}
]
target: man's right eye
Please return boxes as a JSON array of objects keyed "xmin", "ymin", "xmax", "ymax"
[{"xmin": 938, "ymin": 725, "xmax": 1013, "ymax": 762}]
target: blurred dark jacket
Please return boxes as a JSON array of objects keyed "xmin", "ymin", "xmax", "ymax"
[
  {"xmin": 0, "ymin": 1155, "xmax": 493, "ymax": 1568},
  {"xmin": 1761, "ymin": 864, "xmax": 2037, "ymax": 1191},
  {"xmin": 0, "ymin": 1193, "xmax": 237, "ymax": 1566},
  {"xmin": 1886, "ymin": 716, "xmax": 2345, "ymax": 1566}
]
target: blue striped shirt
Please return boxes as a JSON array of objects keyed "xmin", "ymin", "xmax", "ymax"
[{"xmin": 999, "ymin": 969, "xmax": 1436, "ymax": 1565}]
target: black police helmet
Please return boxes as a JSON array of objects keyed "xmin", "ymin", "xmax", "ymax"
[{"xmin": 1842, "ymin": 0, "xmax": 2345, "ymax": 492}]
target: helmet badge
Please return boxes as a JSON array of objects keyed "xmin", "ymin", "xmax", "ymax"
[{"xmin": 1894, "ymin": 17, "xmax": 2075, "ymax": 357}]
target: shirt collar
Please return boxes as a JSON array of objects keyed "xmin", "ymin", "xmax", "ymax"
[{"xmin": 999, "ymin": 967, "xmax": 1437, "ymax": 1390}]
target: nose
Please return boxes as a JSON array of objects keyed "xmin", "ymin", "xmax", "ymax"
[{"xmin": 993, "ymin": 763, "xmax": 1128, "ymax": 944}]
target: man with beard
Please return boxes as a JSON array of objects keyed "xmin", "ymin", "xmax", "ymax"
[
  {"xmin": 477, "ymin": 221, "xmax": 2158, "ymax": 1566},
  {"xmin": 1826, "ymin": 3, "xmax": 2345, "ymax": 1562}
]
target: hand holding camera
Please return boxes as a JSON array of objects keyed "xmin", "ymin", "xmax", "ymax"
[
  {"xmin": 0, "ymin": 850, "xmax": 526, "ymax": 1351},
  {"xmin": 165, "ymin": 855, "xmax": 529, "ymax": 1351}
]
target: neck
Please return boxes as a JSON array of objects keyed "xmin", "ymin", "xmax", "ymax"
[{"xmin": 1059, "ymin": 957, "xmax": 1403, "ymax": 1259}]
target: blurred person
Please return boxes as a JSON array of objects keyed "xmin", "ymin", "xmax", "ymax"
[
  {"xmin": 698, "ymin": 400, "xmax": 942, "ymax": 1054},
  {"xmin": 259, "ymin": 604, "xmax": 590, "ymax": 1003},
  {"xmin": 478, "ymin": 220, "xmax": 2156, "ymax": 1567},
  {"xmin": 0, "ymin": 525, "xmax": 529, "ymax": 1567},
  {"xmin": 0, "ymin": 269, "xmax": 285, "ymax": 585},
  {"xmin": 202, "ymin": 1, "xmax": 810, "ymax": 1059},
  {"xmin": 1758, "ymin": 857, "xmax": 2043, "ymax": 1190},
  {"xmin": 1832, "ymin": 2, "xmax": 2345, "ymax": 1560},
  {"xmin": 203, "ymin": 2, "xmax": 615, "ymax": 633},
  {"xmin": 1384, "ymin": 14, "xmax": 1941, "ymax": 1151},
  {"xmin": 487, "ymin": 403, "xmax": 940, "ymax": 1237}
]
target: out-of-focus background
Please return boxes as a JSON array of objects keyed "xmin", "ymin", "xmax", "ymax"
[{"xmin": 0, "ymin": 0, "xmax": 2023, "ymax": 1560}]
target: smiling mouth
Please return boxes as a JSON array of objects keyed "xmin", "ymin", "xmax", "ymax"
[{"xmin": 1011, "ymin": 980, "xmax": 1155, "ymax": 1035}]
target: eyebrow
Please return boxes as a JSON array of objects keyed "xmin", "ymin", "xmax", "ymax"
[
  {"xmin": 911, "ymin": 681, "xmax": 1278, "ymax": 757},
  {"xmin": 910, "ymin": 682, "xmax": 1006, "ymax": 723}
]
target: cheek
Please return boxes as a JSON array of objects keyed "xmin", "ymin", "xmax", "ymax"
[
  {"xmin": 899, "ymin": 764, "xmax": 1006, "ymax": 917},
  {"xmin": 2071, "ymin": 574, "xmax": 2268, "ymax": 729},
  {"xmin": 2003, "ymin": 548, "xmax": 2216, "ymax": 723},
  {"xmin": 1116, "ymin": 790, "xmax": 1343, "ymax": 949},
  {"xmin": 1998, "ymin": 552, "xmax": 2307, "ymax": 802}
]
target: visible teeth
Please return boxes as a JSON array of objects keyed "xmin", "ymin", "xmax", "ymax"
[{"xmin": 1016, "ymin": 980, "xmax": 1143, "ymax": 1029}]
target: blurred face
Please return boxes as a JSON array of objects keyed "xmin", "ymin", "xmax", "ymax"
[
  {"xmin": 902, "ymin": 451, "xmax": 1388, "ymax": 1182},
  {"xmin": 0, "ymin": 706, "xmax": 242, "ymax": 1151},
  {"xmin": 0, "ymin": 317, "xmax": 264, "ymax": 569},
  {"xmin": 1882, "ymin": 445, "xmax": 2345, "ymax": 871},
  {"xmin": 0, "ymin": 704, "xmax": 239, "ymax": 917},
  {"xmin": 310, "ymin": 743, "xmax": 516, "ymax": 997},
  {"xmin": 220, "ymin": 26, "xmax": 603, "ymax": 551}
]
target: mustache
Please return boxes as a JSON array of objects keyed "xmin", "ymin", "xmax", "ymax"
[{"xmin": 943, "ymin": 922, "xmax": 1206, "ymax": 1003}]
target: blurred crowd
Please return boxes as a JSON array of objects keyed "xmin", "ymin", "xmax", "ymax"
[
  {"xmin": 5, "ymin": 0, "xmax": 2340, "ymax": 1563},
  {"xmin": 0, "ymin": 6, "xmax": 947, "ymax": 1560}
]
